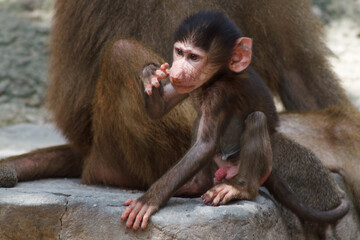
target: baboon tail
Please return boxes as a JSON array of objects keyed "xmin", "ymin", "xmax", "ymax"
[{"xmin": 264, "ymin": 171, "xmax": 350, "ymax": 223}]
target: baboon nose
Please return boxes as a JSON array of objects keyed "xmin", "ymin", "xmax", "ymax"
[{"xmin": 171, "ymin": 77, "xmax": 182, "ymax": 84}]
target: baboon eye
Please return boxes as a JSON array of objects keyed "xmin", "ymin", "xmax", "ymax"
[
  {"xmin": 190, "ymin": 54, "xmax": 199, "ymax": 61},
  {"xmin": 176, "ymin": 48, "xmax": 183, "ymax": 56}
]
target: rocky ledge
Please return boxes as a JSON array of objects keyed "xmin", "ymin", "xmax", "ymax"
[{"xmin": 0, "ymin": 124, "xmax": 359, "ymax": 240}]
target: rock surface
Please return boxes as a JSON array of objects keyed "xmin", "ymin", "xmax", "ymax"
[
  {"xmin": 1, "ymin": 177, "xmax": 360, "ymax": 240},
  {"xmin": 0, "ymin": 124, "xmax": 360, "ymax": 240}
]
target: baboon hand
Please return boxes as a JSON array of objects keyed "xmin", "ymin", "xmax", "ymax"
[
  {"xmin": 202, "ymin": 183, "xmax": 244, "ymax": 206},
  {"xmin": 121, "ymin": 198, "xmax": 159, "ymax": 230},
  {"xmin": 202, "ymin": 181, "xmax": 256, "ymax": 206},
  {"xmin": 145, "ymin": 63, "xmax": 170, "ymax": 95}
]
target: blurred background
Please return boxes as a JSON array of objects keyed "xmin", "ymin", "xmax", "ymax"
[{"xmin": 0, "ymin": 0, "xmax": 359, "ymax": 127}]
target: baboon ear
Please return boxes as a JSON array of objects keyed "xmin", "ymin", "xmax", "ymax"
[{"xmin": 229, "ymin": 37, "xmax": 252, "ymax": 73}]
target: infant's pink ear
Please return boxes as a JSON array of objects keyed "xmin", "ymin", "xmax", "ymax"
[{"xmin": 229, "ymin": 37, "xmax": 252, "ymax": 73}]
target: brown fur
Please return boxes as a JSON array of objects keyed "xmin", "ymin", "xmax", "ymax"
[
  {"xmin": 0, "ymin": 0, "xmax": 359, "ymax": 216},
  {"xmin": 81, "ymin": 40, "xmax": 195, "ymax": 188},
  {"xmin": 279, "ymin": 106, "xmax": 360, "ymax": 213},
  {"xmin": 270, "ymin": 132, "xmax": 342, "ymax": 211},
  {"xmin": 0, "ymin": 145, "xmax": 81, "ymax": 183}
]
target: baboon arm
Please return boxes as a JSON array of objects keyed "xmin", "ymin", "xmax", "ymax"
[
  {"xmin": 122, "ymin": 111, "xmax": 225, "ymax": 230},
  {"xmin": 121, "ymin": 138, "xmax": 216, "ymax": 230},
  {"xmin": 142, "ymin": 63, "xmax": 188, "ymax": 119},
  {"xmin": 163, "ymin": 83, "xmax": 189, "ymax": 112}
]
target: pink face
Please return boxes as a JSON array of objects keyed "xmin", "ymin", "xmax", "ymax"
[{"xmin": 169, "ymin": 42, "xmax": 218, "ymax": 94}]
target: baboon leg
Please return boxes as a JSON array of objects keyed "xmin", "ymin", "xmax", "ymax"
[
  {"xmin": 0, "ymin": 145, "xmax": 82, "ymax": 187},
  {"xmin": 81, "ymin": 39, "xmax": 193, "ymax": 189}
]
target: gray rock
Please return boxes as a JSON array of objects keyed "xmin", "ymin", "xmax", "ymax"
[
  {"xmin": 0, "ymin": 124, "xmax": 359, "ymax": 239},
  {"xmin": 0, "ymin": 178, "xmax": 359, "ymax": 240}
]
